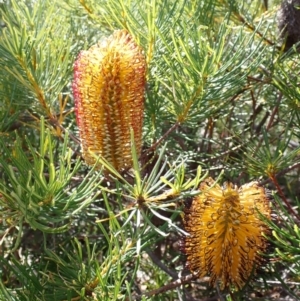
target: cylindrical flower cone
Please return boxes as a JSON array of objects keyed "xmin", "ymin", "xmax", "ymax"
[
  {"xmin": 183, "ymin": 177, "xmax": 271, "ymax": 290},
  {"xmin": 73, "ymin": 30, "xmax": 146, "ymax": 172}
]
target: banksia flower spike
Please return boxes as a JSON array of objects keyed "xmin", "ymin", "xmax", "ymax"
[
  {"xmin": 73, "ymin": 30, "xmax": 146, "ymax": 172},
  {"xmin": 183, "ymin": 177, "xmax": 271, "ymax": 290}
]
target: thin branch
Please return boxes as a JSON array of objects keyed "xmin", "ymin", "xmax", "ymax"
[
  {"xmin": 260, "ymin": 161, "xmax": 300, "ymax": 186},
  {"xmin": 270, "ymin": 174, "xmax": 300, "ymax": 221},
  {"xmin": 130, "ymin": 274, "xmax": 197, "ymax": 301},
  {"xmin": 140, "ymin": 121, "xmax": 180, "ymax": 165},
  {"xmin": 146, "ymin": 249, "xmax": 178, "ymax": 279},
  {"xmin": 49, "ymin": 117, "xmax": 81, "ymax": 145},
  {"xmin": 266, "ymin": 93, "xmax": 282, "ymax": 130},
  {"xmin": 148, "ymin": 121, "xmax": 180, "ymax": 153}
]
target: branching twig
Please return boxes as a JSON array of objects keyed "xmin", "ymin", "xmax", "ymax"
[
  {"xmin": 270, "ymin": 174, "xmax": 300, "ymax": 221},
  {"xmin": 130, "ymin": 274, "xmax": 197, "ymax": 301},
  {"xmin": 146, "ymin": 249, "xmax": 178, "ymax": 279}
]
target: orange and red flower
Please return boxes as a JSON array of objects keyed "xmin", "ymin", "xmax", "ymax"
[{"xmin": 73, "ymin": 30, "xmax": 146, "ymax": 172}]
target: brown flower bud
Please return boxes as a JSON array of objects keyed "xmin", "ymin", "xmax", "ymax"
[
  {"xmin": 183, "ymin": 177, "xmax": 271, "ymax": 290},
  {"xmin": 277, "ymin": 0, "xmax": 300, "ymax": 51},
  {"xmin": 73, "ymin": 30, "xmax": 146, "ymax": 172}
]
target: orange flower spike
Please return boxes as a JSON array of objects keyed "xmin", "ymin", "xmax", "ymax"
[
  {"xmin": 73, "ymin": 30, "xmax": 146, "ymax": 171},
  {"xmin": 184, "ymin": 177, "xmax": 271, "ymax": 290}
]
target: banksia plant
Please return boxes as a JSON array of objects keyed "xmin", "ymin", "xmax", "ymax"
[
  {"xmin": 3, "ymin": 0, "xmax": 300, "ymax": 300},
  {"xmin": 73, "ymin": 30, "xmax": 146, "ymax": 172},
  {"xmin": 183, "ymin": 177, "xmax": 271, "ymax": 290}
]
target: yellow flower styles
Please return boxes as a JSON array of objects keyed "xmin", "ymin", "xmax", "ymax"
[{"xmin": 184, "ymin": 177, "xmax": 271, "ymax": 290}]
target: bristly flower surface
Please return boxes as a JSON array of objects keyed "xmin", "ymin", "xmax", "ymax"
[
  {"xmin": 183, "ymin": 177, "xmax": 271, "ymax": 290},
  {"xmin": 73, "ymin": 30, "xmax": 146, "ymax": 172}
]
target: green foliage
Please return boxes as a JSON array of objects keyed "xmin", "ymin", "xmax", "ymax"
[
  {"xmin": 0, "ymin": 0, "xmax": 300, "ymax": 300},
  {"xmin": 0, "ymin": 118, "xmax": 99, "ymax": 236}
]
